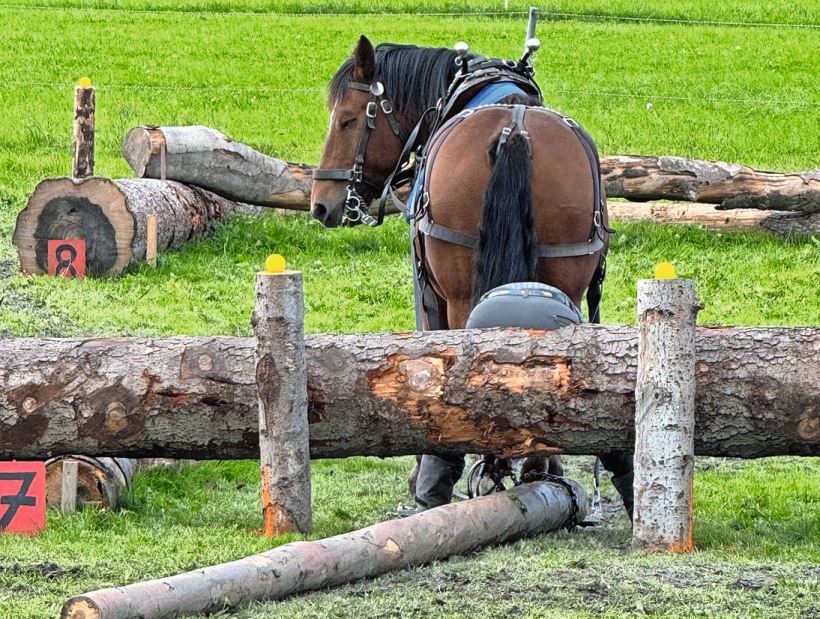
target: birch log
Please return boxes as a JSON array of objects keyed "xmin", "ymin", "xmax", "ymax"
[
  {"xmin": 1, "ymin": 327, "xmax": 817, "ymax": 461},
  {"xmin": 253, "ymin": 271, "xmax": 312, "ymax": 535},
  {"xmin": 12, "ymin": 177, "xmax": 257, "ymax": 277},
  {"xmin": 122, "ymin": 126, "xmax": 819, "ymax": 214},
  {"xmin": 61, "ymin": 478, "xmax": 586, "ymax": 619},
  {"xmin": 633, "ymin": 279, "xmax": 701, "ymax": 552}
]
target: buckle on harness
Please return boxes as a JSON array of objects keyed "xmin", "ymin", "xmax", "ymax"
[{"xmin": 366, "ymin": 101, "xmax": 378, "ymax": 119}]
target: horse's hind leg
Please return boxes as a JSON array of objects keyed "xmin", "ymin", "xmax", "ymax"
[{"xmin": 599, "ymin": 451, "xmax": 634, "ymax": 520}]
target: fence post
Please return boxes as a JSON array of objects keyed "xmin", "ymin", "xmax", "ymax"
[
  {"xmin": 633, "ymin": 268, "xmax": 701, "ymax": 551},
  {"xmin": 72, "ymin": 77, "xmax": 95, "ymax": 179},
  {"xmin": 252, "ymin": 263, "xmax": 312, "ymax": 536}
]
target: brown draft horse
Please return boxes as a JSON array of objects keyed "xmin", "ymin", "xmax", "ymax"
[{"xmin": 311, "ymin": 36, "xmax": 633, "ymax": 516}]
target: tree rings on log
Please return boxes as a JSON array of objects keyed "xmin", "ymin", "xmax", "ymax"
[
  {"xmin": 13, "ymin": 177, "xmax": 130, "ymax": 276},
  {"xmin": 45, "ymin": 456, "xmax": 137, "ymax": 510},
  {"xmin": 13, "ymin": 176, "xmax": 253, "ymax": 277}
]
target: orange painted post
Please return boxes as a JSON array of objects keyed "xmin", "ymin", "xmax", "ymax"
[
  {"xmin": 633, "ymin": 265, "xmax": 701, "ymax": 551},
  {"xmin": 252, "ymin": 256, "xmax": 311, "ymax": 535}
]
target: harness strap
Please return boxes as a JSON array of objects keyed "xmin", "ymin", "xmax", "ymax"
[{"xmin": 419, "ymin": 216, "xmax": 605, "ymax": 257}]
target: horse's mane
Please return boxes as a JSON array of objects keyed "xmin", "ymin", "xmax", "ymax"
[{"xmin": 328, "ymin": 43, "xmax": 465, "ymax": 126}]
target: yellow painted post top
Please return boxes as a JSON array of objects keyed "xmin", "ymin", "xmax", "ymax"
[
  {"xmin": 654, "ymin": 262, "xmax": 677, "ymax": 280},
  {"xmin": 77, "ymin": 76, "xmax": 92, "ymax": 88},
  {"xmin": 264, "ymin": 254, "xmax": 287, "ymax": 274}
]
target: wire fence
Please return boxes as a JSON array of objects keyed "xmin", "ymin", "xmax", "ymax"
[
  {"xmin": 3, "ymin": 80, "xmax": 817, "ymax": 109},
  {"xmin": 0, "ymin": 3, "xmax": 817, "ymax": 29},
  {"xmin": 0, "ymin": 4, "xmax": 817, "ymax": 109}
]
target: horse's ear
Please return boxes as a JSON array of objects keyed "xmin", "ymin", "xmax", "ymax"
[{"xmin": 352, "ymin": 35, "xmax": 375, "ymax": 83}]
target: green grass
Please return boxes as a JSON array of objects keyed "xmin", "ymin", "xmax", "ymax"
[
  {"xmin": 0, "ymin": 0, "xmax": 818, "ymax": 24},
  {"xmin": 0, "ymin": 0, "xmax": 818, "ymax": 617},
  {"xmin": 1, "ymin": 457, "xmax": 817, "ymax": 618}
]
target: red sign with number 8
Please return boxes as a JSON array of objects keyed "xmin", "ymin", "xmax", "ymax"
[{"xmin": 47, "ymin": 239, "xmax": 86, "ymax": 279}]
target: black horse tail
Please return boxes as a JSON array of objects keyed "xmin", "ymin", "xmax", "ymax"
[{"xmin": 473, "ymin": 133, "xmax": 536, "ymax": 304}]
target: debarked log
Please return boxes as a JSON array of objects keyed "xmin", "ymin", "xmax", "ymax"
[
  {"xmin": 12, "ymin": 177, "xmax": 259, "ymax": 277},
  {"xmin": 123, "ymin": 126, "xmax": 820, "ymax": 214},
  {"xmin": 1, "ymin": 327, "xmax": 817, "ymax": 460},
  {"xmin": 61, "ymin": 478, "xmax": 586, "ymax": 619}
]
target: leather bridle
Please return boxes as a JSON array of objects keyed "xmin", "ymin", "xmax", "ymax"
[{"xmin": 312, "ymin": 80, "xmax": 407, "ymax": 226}]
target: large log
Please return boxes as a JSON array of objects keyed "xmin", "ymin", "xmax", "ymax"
[
  {"xmin": 1, "ymin": 327, "xmax": 817, "ymax": 460},
  {"xmin": 12, "ymin": 177, "xmax": 258, "ymax": 277},
  {"xmin": 61, "ymin": 478, "xmax": 587, "ymax": 619},
  {"xmin": 607, "ymin": 201, "xmax": 820, "ymax": 235},
  {"xmin": 123, "ymin": 125, "xmax": 315, "ymax": 210},
  {"xmin": 602, "ymin": 155, "xmax": 820, "ymax": 213},
  {"xmin": 123, "ymin": 126, "xmax": 819, "ymax": 214}
]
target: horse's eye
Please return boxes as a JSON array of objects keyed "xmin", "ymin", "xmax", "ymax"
[{"xmin": 340, "ymin": 117, "xmax": 357, "ymax": 130}]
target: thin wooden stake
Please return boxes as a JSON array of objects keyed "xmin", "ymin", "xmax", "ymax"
[
  {"xmin": 252, "ymin": 269, "xmax": 311, "ymax": 535},
  {"xmin": 146, "ymin": 214, "xmax": 157, "ymax": 267},
  {"xmin": 72, "ymin": 82, "xmax": 95, "ymax": 178},
  {"xmin": 60, "ymin": 460, "xmax": 79, "ymax": 513},
  {"xmin": 633, "ymin": 277, "xmax": 702, "ymax": 552}
]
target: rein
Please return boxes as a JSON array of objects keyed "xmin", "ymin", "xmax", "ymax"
[{"xmin": 312, "ymin": 80, "xmax": 408, "ymax": 226}]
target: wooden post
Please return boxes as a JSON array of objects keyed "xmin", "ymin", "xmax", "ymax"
[
  {"xmin": 146, "ymin": 214, "xmax": 157, "ymax": 267},
  {"xmin": 633, "ymin": 272, "xmax": 702, "ymax": 551},
  {"xmin": 60, "ymin": 460, "xmax": 78, "ymax": 513},
  {"xmin": 73, "ymin": 79, "xmax": 95, "ymax": 179},
  {"xmin": 252, "ymin": 268, "xmax": 311, "ymax": 536}
]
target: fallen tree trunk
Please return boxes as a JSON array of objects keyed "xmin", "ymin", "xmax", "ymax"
[
  {"xmin": 45, "ymin": 456, "xmax": 136, "ymax": 510},
  {"xmin": 1, "ymin": 327, "xmax": 817, "ymax": 460},
  {"xmin": 122, "ymin": 125, "xmax": 316, "ymax": 210},
  {"xmin": 12, "ymin": 177, "xmax": 258, "ymax": 277},
  {"xmin": 61, "ymin": 478, "xmax": 586, "ymax": 619},
  {"xmin": 607, "ymin": 201, "xmax": 820, "ymax": 235},
  {"xmin": 602, "ymin": 155, "xmax": 820, "ymax": 213},
  {"xmin": 123, "ymin": 126, "xmax": 819, "ymax": 214}
]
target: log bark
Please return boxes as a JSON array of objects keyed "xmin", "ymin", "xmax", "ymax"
[
  {"xmin": 607, "ymin": 201, "xmax": 820, "ymax": 235},
  {"xmin": 122, "ymin": 125, "xmax": 315, "ymax": 210},
  {"xmin": 12, "ymin": 177, "xmax": 258, "ymax": 277},
  {"xmin": 60, "ymin": 478, "xmax": 586, "ymax": 619},
  {"xmin": 45, "ymin": 456, "xmax": 137, "ymax": 510},
  {"xmin": 122, "ymin": 126, "xmax": 819, "ymax": 214},
  {"xmin": 602, "ymin": 155, "xmax": 820, "ymax": 213},
  {"xmin": 1, "ymin": 327, "xmax": 817, "ymax": 460},
  {"xmin": 253, "ymin": 271, "xmax": 312, "ymax": 535},
  {"xmin": 633, "ymin": 280, "xmax": 700, "ymax": 552},
  {"xmin": 72, "ymin": 86, "xmax": 95, "ymax": 179}
]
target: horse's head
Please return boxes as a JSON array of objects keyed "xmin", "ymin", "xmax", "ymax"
[{"xmin": 311, "ymin": 36, "xmax": 407, "ymax": 228}]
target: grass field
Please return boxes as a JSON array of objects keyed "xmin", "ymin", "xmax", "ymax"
[{"xmin": 0, "ymin": 0, "xmax": 818, "ymax": 617}]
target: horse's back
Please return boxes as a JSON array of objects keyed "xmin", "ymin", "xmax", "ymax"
[
  {"xmin": 427, "ymin": 105, "xmax": 600, "ymax": 245},
  {"xmin": 420, "ymin": 104, "xmax": 605, "ymax": 322}
]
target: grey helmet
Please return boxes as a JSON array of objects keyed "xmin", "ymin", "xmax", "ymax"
[{"xmin": 466, "ymin": 282, "xmax": 585, "ymax": 330}]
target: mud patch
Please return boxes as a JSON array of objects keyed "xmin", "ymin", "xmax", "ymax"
[{"xmin": 0, "ymin": 561, "xmax": 83, "ymax": 580}]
